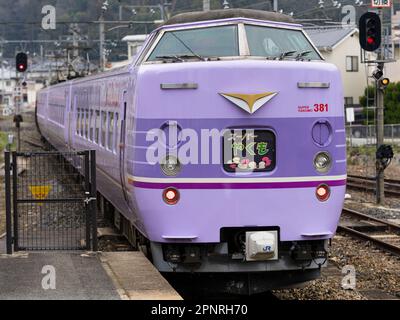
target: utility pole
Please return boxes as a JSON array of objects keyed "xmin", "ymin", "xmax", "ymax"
[
  {"xmin": 70, "ymin": 24, "xmax": 80, "ymax": 59},
  {"xmin": 272, "ymin": 0, "xmax": 278, "ymax": 11},
  {"xmin": 99, "ymin": 14, "xmax": 105, "ymax": 72},
  {"xmin": 203, "ymin": 0, "xmax": 210, "ymax": 11}
]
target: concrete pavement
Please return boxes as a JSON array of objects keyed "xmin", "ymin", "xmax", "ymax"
[
  {"xmin": 0, "ymin": 236, "xmax": 120, "ymax": 299},
  {"xmin": 0, "ymin": 236, "xmax": 181, "ymax": 300}
]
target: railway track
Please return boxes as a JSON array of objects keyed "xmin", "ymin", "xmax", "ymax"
[
  {"xmin": 347, "ymin": 174, "xmax": 400, "ymax": 197},
  {"xmin": 338, "ymin": 207, "xmax": 400, "ymax": 257}
]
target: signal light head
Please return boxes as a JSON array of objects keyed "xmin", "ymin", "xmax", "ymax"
[
  {"xmin": 359, "ymin": 12, "xmax": 381, "ymax": 52},
  {"xmin": 16, "ymin": 52, "xmax": 28, "ymax": 72},
  {"xmin": 372, "ymin": 69, "xmax": 384, "ymax": 81},
  {"xmin": 379, "ymin": 78, "xmax": 390, "ymax": 90},
  {"xmin": 381, "ymin": 78, "xmax": 390, "ymax": 86},
  {"xmin": 163, "ymin": 187, "xmax": 180, "ymax": 205}
]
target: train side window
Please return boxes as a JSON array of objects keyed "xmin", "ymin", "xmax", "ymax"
[
  {"xmin": 77, "ymin": 108, "xmax": 81, "ymax": 135},
  {"xmin": 114, "ymin": 112, "xmax": 119, "ymax": 153},
  {"xmin": 95, "ymin": 110, "xmax": 100, "ymax": 144},
  {"xmin": 101, "ymin": 111, "xmax": 107, "ymax": 147},
  {"xmin": 83, "ymin": 109, "xmax": 87, "ymax": 138},
  {"xmin": 80, "ymin": 108, "xmax": 84, "ymax": 137},
  {"xmin": 86, "ymin": 109, "xmax": 90, "ymax": 139},
  {"xmin": 89, "ymin": 109, "xmax": 94, "ymax": 141},
  {"xmin": 84, "ymin": 109, "xmax": 88, "ymax": 138},
  {"xmin": 107, "ymin": 112, "xmax": 114, "ymax": 151}
]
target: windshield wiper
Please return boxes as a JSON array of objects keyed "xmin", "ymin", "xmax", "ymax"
[
  {"xmin": 278, "ymin": 50, "xmax": 297, "ymax": 60},
  {"xmin": 155, "ymin": 54, "xmax": 207, "ymax": 62},
  {"xmin": 170, "ymin": 32, "xmax": 207, "ymax": 61},
  {"xmin": 296, "ymin": 50, "xmax": 312, "ymax": 60},
  {"xmin": 156, "ymin": 55, "xmax": 186, "ymax": 62}
]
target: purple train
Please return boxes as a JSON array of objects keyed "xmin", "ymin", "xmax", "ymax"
[{"xmin": 36, "ymin": 9, "xmax": 346, "ymax": 294}]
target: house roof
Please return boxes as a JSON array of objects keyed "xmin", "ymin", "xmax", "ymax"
[
  {"xmin": 164, "ymin": 9, "xmax": 296, "ymax": 25},
  {"xmin": 305, "ymin": 27, "xmax": 358, "ymax": 51},
  {"xmin": 122, "ymin": 35, "xmax": 148, "ymax": 42}
]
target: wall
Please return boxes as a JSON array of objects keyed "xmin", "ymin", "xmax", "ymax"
[{"xmin": 321, "ymin": 33, "xmax": 373, "ymax": 105}]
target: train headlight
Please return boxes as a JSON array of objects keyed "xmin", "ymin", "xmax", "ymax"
[
  {"xmin": 313, "ymin": 152, "xmax": 332, "ymax": 173},
  {"xmin": 161, "ymin": 155, "xmax": 181, "ymax": 176}
]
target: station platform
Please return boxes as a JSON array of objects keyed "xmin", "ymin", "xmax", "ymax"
[
  {"xmin": 101, "ymin": 252, "xmax": 182, "ymax": 300},
  {"xmin": 0, "ymin": 236, "xmax": 181, "ymax": 300}
]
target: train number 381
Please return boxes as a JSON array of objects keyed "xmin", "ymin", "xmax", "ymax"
[{"xmin": 314, "ymin": 103, "xmax": 329, "ymax": 112}]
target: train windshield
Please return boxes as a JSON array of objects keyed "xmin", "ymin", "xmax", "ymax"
[
  {"xmin": 146, "ymin": 23, "xmax": 321, "ymax": 62},
  {"xmin": 147, "ymin": 25, "xmax": 239, "ymax": 61},
  {"xmin": 244, "ymin": 24, "xmax": 321, "ymax": 60}
]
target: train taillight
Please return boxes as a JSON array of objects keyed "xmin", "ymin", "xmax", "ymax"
[
  {"xmin": 163, "ymin": 187, "xmax": 180, "ymax": 205},
  {"xmin": 316, "ymin": 184, "xmax": 330, "ymax": 202}
]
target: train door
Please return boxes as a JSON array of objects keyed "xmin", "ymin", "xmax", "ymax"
[
  {"xmin": 67, "ymin": 91, "xmax": 75, "ymax": 150},
  {"xmin": 68, "ymin": 94, "xmax": 77, "ymax": 150},
  {"xmin": 119, "ymin": 90, "xmax": 133, "ymax": 210}
]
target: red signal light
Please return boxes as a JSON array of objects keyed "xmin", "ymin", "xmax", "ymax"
[
  {"xmin": 16, "ymin": 52, "xmax": 28, "ymax": 72},
  {"xmin": 367, "ymin": 37, "xmax": 375, "ymax": 45}
]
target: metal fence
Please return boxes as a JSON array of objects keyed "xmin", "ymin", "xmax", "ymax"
[
  {"xmin": 4, "ymin": 150, "xmax": 97, "ymax": 253},
  {"xmin": 346, "ymin": 124, "xmax": 400, "ymax": 146}
]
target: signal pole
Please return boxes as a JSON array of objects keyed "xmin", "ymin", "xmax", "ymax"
[
  {"xmin": 376, "ymin": 9, "xmax": 385, "ymax": 204},
  {"xmin": 203, "ymin": 0, "xmax": 210, "ymax": 11},
  {"xmin": 376, "ymin": 74, "xmax": 385, "ymax": 204},
  {"xmin": 272, "ymin": 0, "xmax": 278, "ymax": 11}
]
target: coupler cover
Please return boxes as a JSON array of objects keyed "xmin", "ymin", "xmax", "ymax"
[{"xmin": 245, "ymin": 231, "xmax": 278, "ymax": 261}]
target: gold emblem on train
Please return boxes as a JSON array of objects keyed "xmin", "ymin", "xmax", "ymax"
[{"xmin": 219, "ymin": 92, "xmax": 278, "ymax": 114}]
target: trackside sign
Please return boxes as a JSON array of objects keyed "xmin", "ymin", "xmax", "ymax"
[{"xmin": 371, "ymin": 0, "xmax": 392, "ymax": 8}]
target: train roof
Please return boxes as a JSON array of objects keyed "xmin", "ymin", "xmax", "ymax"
[{"xmin": 164, "ymin": 9, "xmax": 296, "ymax": 26}]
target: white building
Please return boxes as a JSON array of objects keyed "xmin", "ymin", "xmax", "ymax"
[
  {"xmin": 104, "ymin": 34, "xmax": 148, "ymax": 71},
  {"xmin": 0, "ymin": 68, "xmax": 19, "ymax": 116},
  {"xmin": 385, "ymin": 9, "xmax": 400, "ymax": 82},
  {"xmin": 0, "ymin": 63, "xmax": 47, "ymax": 116},
  {"xmin": 305, "ymin": 27, "xmax": 375, "ymax": 108},
  {"xmin": 122, "ymin": 34, "xmax": 148, "ymax": 60}
]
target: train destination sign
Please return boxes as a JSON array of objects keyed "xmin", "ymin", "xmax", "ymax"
[{"xmin": 223, "ymin": 129, "xmax": 276, "ymax": 172}]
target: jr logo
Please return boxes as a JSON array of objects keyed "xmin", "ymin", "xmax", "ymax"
[{"xmin": 263, "ymin": 246, "xmax": 272, "ymax": 252}]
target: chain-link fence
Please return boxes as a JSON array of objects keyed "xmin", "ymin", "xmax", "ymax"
[
  {"xmin": 346, "ymin": 124, "xmax": 400, "ymax": 202},
  {"xmin": 4, "ymin": 150, "xmax": 97, "ymax": 253},
  {"xmin": 346, "ymin": 124, "xmax": 400, "ymax": 146}
]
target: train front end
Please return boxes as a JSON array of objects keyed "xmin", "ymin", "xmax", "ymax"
[{"xmin": 129, "ymin": 11, "xmax": 346, "ymax": 294}]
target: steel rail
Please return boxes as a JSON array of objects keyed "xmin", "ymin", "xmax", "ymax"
[
  {"xmin": 339, "ymin": 208, "xmax": 400, "ymax": 257},
  {"xmin": 342, "ymin": 208, "xmax": 400, "ymax": 233},
  {"xmin": 347, "ymin": 174, "xmax": 400, "ymax": 186},
  {"xmin": 347, "ymin": 176, "xmax": 400, "ymax": 197},
  {"xmin": 337, "ymin": 225, "xmax": 400, "ymax": 257}
]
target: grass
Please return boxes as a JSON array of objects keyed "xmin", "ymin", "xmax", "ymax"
[
  {"xmin": 347, "ymin": 145, "xmax": 400, "ymax": 166},
  {"xmin": 0, "ymin": 131, "xmax": 16, "ymax": 153},
  {"xmin": 347, "ymin": 145, "xmax": 400, "ymax": 157}
]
